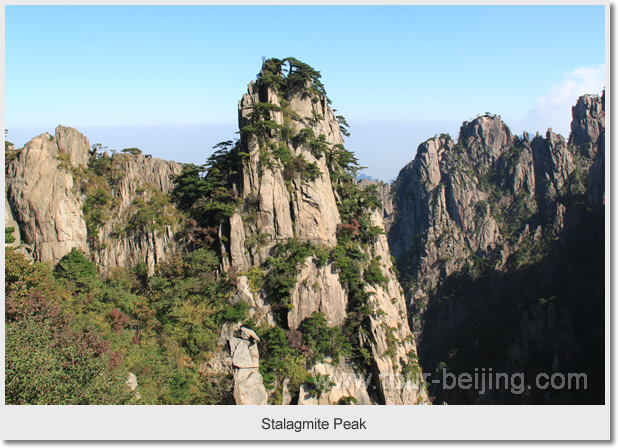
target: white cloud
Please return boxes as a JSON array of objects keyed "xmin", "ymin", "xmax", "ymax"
[{"xmin": 511, "ymin": 65, "xmax": 605, "ymax": 137}]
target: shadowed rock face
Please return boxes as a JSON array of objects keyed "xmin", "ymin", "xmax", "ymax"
[
  {"xmin": 570, "ymin": 91, "xmax": 605, "ymax": 159},
  {"xmin": 389, "ymin": 93, "xmax": 605, "ymax": 404},
  {"xmin": 580, "ymin": 91, "xmax": 606, "ymax": 206}
]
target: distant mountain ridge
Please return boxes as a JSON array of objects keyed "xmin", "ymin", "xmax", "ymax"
[
  {"xmin": 387, "ymin": 92, "xmax": 605, "ymax": 404},
  {"xmin": 357, "ymin": 173, "xmax": 375, "ymax": 181}
]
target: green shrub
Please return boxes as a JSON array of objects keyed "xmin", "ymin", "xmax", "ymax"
[
  {"xmin": 54, "ymin": 248, "xmax": 101, "ymax": 294},
  {"xmin": 5, "ymin": 226, "xmax": 16, "ymax": 244},
  {"xmin": 298, "ymin": 312, "xmax": 350, "ymax": 364},
  {"xmin": 122, "ymin": 147, "xmax": 142, "ymax": 155},
  {"xmin": 257, "ymin": 57, "xmax": 327, "ymax": 99},
  {"xmin": 172, "ymin": 142, "xmax": 241, "ymax": 234},
  {"xmin": 82, "ymin": 187, "xmax": 115, "ymax": 240},
  {"xmin": 364, "ymin": 257, "xmax": 388, "ymax": 288},
  {"xmin": 217, "ymin": 300, "xmax": 249, "ymax": 324},
  {"xmin": 264, "ymin": 239, "xmax": 329, "ymax": 312},
  {"xmin": 6, "ymin": 252, "xmax": 132, "ymax": 405}
]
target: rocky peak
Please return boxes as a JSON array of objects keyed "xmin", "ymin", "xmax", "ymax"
[
  {"xmin": 109, "ymin": 152, "xmax": 181, "ymax": 210},
  {"xmin": 459, "ymin": 115, "xmax": 513, "ymax": 172},
  {"xmin": 570, "ymin": 91, "xmax": 605, "ymax": 159},
  {"xmin": 417, "ymin": 135, "xmax": 453, "ymax": 188},
  {"xmin": 211, "ymin": 58, "xmax": 429, "ymax": 405},
  {"xmin": 54, "ymin": 125, "xmax": 91, "ymax": 168},
  {"xmin": 389, "ymin": 92, "xmax": 605, "ymax": 404},
  {"xmin": 6, "ymin": 129, "xmax": 89, "ymax": 264},
  {"xmin": 6, "ymin": 126, "xmax": 183, "ymax": 272},
  {"xmin": 225, "ymin": 61, "xmax": 343, "ymax": 272},
  {"xmin": 91, "ymin": 152, "xmax": 183, "ymax": 275},
  {"xmin": 531, "ymin": 129, "xmax": 575, "ymax": 214},
  {"xmin": 390, "ymin": 96, "xmax": 600, "ymax": 321}
]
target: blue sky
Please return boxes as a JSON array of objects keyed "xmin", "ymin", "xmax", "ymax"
[{"xmin": 6, "ymin": 5, "xmax": 606, "ymax": 181}]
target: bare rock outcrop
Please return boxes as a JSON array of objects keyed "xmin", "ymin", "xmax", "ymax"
[
  {"xmin": 288, "ymin": 259, "xmax": 347, "ymax": 330},
  {"xmin": 126, "ymin": 372, "xmax": 142, "ymax": 401},
  {"xmin": 223, "ymin": 76, "xmax": 342, "ymax": 273},
  {"xmin": 228, "ymin": 327, "xmax": 268, "ymax": 405},
  {"xmin": 570, "ymin": 91, "xmax": 605, "ymax": 159},
  {"xmin": 108, "ymin": 152, "xmax": 181, "ymax": 210},
  {"xmin": 91, "ymin": 152, "xmax": 183, "ymax": 275},
  {"xmin": 389, "ymin": 105, "xmax": 599, "ymax": 330},
  {"xmin": 587, "ymin": 136, "xmax": 605, "ymax": 205},
  {"xmin": 531, "ymin": 130, "xmax": 576, "ymax": 214},
  {"xmin": 55, "ymin": 125, "xmax": 91, "ymax": 168},
  {"xmin": 232, "ymin": 275, "xmax": 275, "ymax": 326},
  {"xmin": 6, "ymin": 131, "xmax": 89, "ymax": 264},
  {"xmin": 298, "ymin": 360, "xmax": 373, "ymax": 405},
  {"xmin": 459, "ymin": 115, "xmax": 513, "ymax": 173},
  {"xmin": 6, "ymin": 126, "xmax": 184, "ymax": 273},
  {"xmin": 583, "ymin": 91, "xmax": 606, "ymax": 205}
]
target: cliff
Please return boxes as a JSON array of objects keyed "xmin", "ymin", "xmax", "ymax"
[
  {"xmin": 389, "ymin": 92, "xmax": 605, "ymax": 404},
  {"xmin": 87, "ymin": 151, "xmax": 183, "ymax": 275},
  {"xmin": 6, "ymin": 126, "xmax": 183, "ymax": 274},
  {"xmin": 8, "ymin": 58, "xmax": 600, "ymax": 407},
  {"xmin": 189, "ymin": 58, "xmax": 428, "ymax": 405},
  {"xmin": 5, "ymin": 58, "xmax": 428, "ymax": 406},
  {"xmin": 358, "ymin": 179, "xmax": 394, "ymax": 232},
  {"xmin": 6, "ymin": 127, "xmax": 90, "ymax": 263}
]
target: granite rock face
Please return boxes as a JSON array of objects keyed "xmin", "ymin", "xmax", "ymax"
[
  {"xmin": 90, "ymin": 152, "xmax": 183, "ymax": 275},
  {"xmin": 358, "ymin": 179, "xmax": 394, "ymax": 232},
  {"xmin": 55, "ymin": 125, "xmax": 91, "ymax": 169},
  {"xmin": 390, "ymin": 96, "xmax": 605, "ymax": 328},
  {"xmin": 6, "ymin": 131, "xmax": 90, "ymax": 264},
  {"xmin": 5, "ymin": 126, "xmax": 183, "ymax": 274},
  {"xmin": 298, "ymin": 360, "xmax": 373, "ymax": 405},
  {"xmin": 287, "ymin": 259, "xmax": 348, "ymax": 330},
  {"xmin": 228, "ymin": 328, "xmax": 268, "ymax": 405},
  {"xmin": 223, "ymin": 78, "xmax": 343, "ymax": 274},
  {"xmin": 570, "ymin": 91, "xmax": 605, "ymax": 159},
  {"xmin": 581, "ymin": 91, "xmax": 606, "ymax": 205},
  {"xmin": 389, "ymin": 93, "xmax": 605, "ymax": 404},
  {"xmin": 220, "ymin": 63, "xmax": 428, "ymax": 405}
]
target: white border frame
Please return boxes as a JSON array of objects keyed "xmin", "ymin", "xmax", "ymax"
[{"xmin": 1, "ymin": 0, "xmax": 611, "ymax": 441}]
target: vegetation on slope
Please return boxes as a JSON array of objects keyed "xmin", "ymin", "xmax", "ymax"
[
  {"xmin": 5, "ymin": 245, "xmax": 247, "ymax": 404},
  {"xmin": 390, "ymin": 119, "xmax": 604, "ymax": 404},
  {"xmin": 5, "ymin": 58, "xmax": 407, "ymax": 405},
  {"xmin": 170, "ymin": 57, "xmax": 399, "ymax": 402}
]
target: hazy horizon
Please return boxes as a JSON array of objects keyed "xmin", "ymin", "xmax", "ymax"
[
  {"xmin": 6, "ymin": 102, "xmax": 600, "ymax": 182},
  {"xmin": 6, "ymin": 4, "xmax": 605, "ymax": 181}
]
